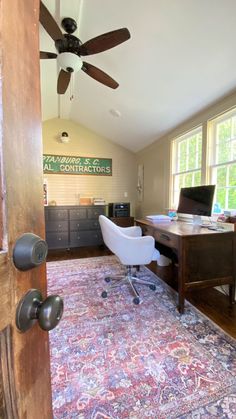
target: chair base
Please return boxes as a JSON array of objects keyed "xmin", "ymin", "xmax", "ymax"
[{"xmin": 101, "ymin": 266, "xmax": 157, "ymax": 304}]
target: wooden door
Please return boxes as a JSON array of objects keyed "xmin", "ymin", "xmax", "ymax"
[{"xmin": 0, "ymin": 0, "xmax": 53, "ymax": 417}]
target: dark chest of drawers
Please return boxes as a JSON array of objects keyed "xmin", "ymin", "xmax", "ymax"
[{"xmin": 45, "ymin": 205, "xmax": 106, "ymax": 249}]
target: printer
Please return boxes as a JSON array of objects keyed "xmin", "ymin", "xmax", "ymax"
[{"xmin": 108, "ymin": 202, "xmax": 130, "ymax": 218}]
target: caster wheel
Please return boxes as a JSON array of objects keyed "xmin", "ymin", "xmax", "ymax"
[
  {"xmin": 105, "ymin": 277, "xmax": 111, "ymax": 283},
  {"xmin": 149, "ymin": 284, "xmax": 156, "ymax": 291},
  {"xmin": 101, "ymin": 291, "xmax": 108, "ymax": 299},
  {"xmin": 133, "ymin": 297, "xmax": 140, "ymax": 305}
]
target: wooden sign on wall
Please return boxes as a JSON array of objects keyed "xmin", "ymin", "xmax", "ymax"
[{"xmin": 43, "ymin": 154, "xmax": 112, "ymax": 176}]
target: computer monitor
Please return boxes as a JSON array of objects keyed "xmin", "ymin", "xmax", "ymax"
[{"xmin": 177, "ymin": 185, "xmax": 215, "ymax": 224}]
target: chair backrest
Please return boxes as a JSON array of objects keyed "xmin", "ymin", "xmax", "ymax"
[
  {"xmin": 99, "ymin": 215, "xmax": 125, "ymax": 255},
  {"xmin": 99, "ymin": 215, "xmax": 158, "ymax": 265}
]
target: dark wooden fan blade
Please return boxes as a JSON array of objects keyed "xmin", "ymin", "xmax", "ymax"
[
  {"xmin": 40, "ymin": 1, "xmax": 63, "ymax": 41},
  {"xmin": 40, "ymin": 51, "xmax": 57, "ymax": 59},
  {"xmin": 57, "ymin": 70, "xmax": 71, "ymax": 94},
  {"xmin": 79, "ymin": 28, "xmax": 131, "ymax": 56},
  {"xmin": 82, "ymin": 62, "xmax": 119, "ymax": 89}
]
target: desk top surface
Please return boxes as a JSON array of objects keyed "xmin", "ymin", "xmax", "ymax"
[{"xmin": 135, "ymin": 218, "xmax": 233, "ymax": 237}]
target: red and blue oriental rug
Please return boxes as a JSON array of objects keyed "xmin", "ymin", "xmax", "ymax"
[{"xmin": 47, "ymin": 255, "xmax": 236, "ymax": 418}]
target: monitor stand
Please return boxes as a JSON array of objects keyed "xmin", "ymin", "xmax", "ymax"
[{"xmin": 192, "ymin": 215, "xmax": 202, "ymax": 225}]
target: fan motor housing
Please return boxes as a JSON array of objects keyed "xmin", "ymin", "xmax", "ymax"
[{"xmin": 55, "ymin": 34, "xmax": 82, "ymax": 56}]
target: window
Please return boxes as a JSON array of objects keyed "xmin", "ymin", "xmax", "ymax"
[
  {"xmin": 209, "ymin": 109, "xmax": 236, "ymax": 211},
  {"xmin": 171, "ymin": 127, "xmax": 202, "ymax": 208}
]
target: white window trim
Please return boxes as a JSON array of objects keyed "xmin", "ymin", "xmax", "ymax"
[{"xmin": 171, "ymin": 126, "xmax": 203, "ymax": 208}]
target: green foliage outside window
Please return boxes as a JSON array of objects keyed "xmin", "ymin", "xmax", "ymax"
[
  {"xmin": 194, "ymin": 171, "xmax": 201, "ymax": 185},
  {"xmin": 215, "ymin": 164, "xmax": 236, "ymax": 210},
  {"xmin": 175, "ymin": 170, "xmax": 201, "ymax": 191},
  {"xmin": 179, "ymin": 140, "xmax": 187, "ymax": 172},
  {"xmin": 229, "ymin": 188, "xmax": 236, "ymax": 209},
  {"xmin": 188, "ymin": 136, "xmax": 196, "ymax": 170},
  {"xmin": 217, "ymin": 118, "xmax": 234, "ymax": 164},
  {"xmin": 177, "ymin": 133, "xmax": 202, "ymax": 173},
  {"xmin": 233, "ymin": 116, "xmax": 236, "ymax": 137},
  {"xmin": 216, "ymin": 166, "xmax": 226, "ymax": 187},
  {"xmin": 216, "ymin": 187, "xmax": 226, "ymax": 209},
  {"xmin": 233, "ymin": 141, "xmax": 236, "ymax": 160},
  {"xmin": 213, "ymin": 116, "xmax": 236, "ymax": 210},
  {"xmin": 229, "ymin": 164, "xmax": 236, "ymax": 186}
]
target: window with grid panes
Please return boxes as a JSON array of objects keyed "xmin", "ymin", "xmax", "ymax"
[
  {"xmin": 209, "ymin": 109, "xmax": 236, "ymax": 211},
  {"xmin": 171, "ymin": 127, "xmax": 202, "ymax": 208}
]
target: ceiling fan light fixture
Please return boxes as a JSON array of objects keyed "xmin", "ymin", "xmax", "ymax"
[
  {"xmin": 60, "ymin": 132, "xmax": 70, "ymax": 143},
  {"xmin": 57, "ymin": 52, "xmax": 83, "ymax": 73},
  {"xmin": 40, "ymin": 2, "xmax": 131, "ymax": 93}
]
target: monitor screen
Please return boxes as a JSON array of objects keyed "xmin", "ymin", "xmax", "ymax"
[{"xmin": 177, "ymin": 185, "xmax": 215, "ymax": 216}]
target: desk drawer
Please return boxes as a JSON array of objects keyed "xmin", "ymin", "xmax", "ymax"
[
  {"xmin": 70, "ymin": 219, "xmax": 99, "ymax": 231},
  {"xmin": 87, "ymin": 207, "xmax": 105, "ymax": 218},
  {"xmin": 69, "ymin": 208, "xmax": 87, "ymax": 220},
  {"xmin": 46, "ymin": 232, "xmax": 68, "ymax": 249},
  {"xmin": 47, "ymin": 209, "xmax": 68, "ymax": 221},
  {"xmin": 140, "ymin": 225, "xmax": 154, "ymax": 236},
  {"xmin": 154, "ymin": 230, "xmax": 178, "ymax": 249},
  {"xmin": 70, "ymin": 230, "xmax": 103, "ymax": 246},
  {"xmin": 45, "ymin": 221, "xmax": 68, "ymax": 232}
]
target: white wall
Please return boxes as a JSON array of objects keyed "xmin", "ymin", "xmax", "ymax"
[{"xmin": 43, "ymin": 118, "xmax": 137, "ymax": 215}]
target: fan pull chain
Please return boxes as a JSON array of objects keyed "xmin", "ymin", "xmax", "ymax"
[{"xmin": 70, "ymin": 73, "xmax": 74, "ymax": 101}]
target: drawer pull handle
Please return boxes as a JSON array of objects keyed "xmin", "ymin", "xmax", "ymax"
[
  {"xmin": 58, "ymin": 224, "xmax": 61, "ymax": 227},
  {"xmin": 77, "ymin": 223, "xmax": 80, "ymax": 227},
  {"xmin": 160, "ymin": 233, "xmax": 170, "ymax": 241},
  {"xmin": 58, "ymin": 238, "xmax": 62, "ymax": 241}
]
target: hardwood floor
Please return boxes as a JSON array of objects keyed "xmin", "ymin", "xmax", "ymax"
[{"xmin": 47, "ymin": 246, "xmax": 236, "ymax": 338}]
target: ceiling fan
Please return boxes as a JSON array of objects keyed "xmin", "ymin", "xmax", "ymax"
[{"xmin": 39, "ymin": 1, "xmax": 131, "ymax": 94}]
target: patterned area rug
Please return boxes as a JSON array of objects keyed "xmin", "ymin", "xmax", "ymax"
[{"xmin": 47, "ymin": 255, "xmax": 236, "ymax": 419}]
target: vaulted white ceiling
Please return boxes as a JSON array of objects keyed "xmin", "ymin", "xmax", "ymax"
[{"xmin": 40, "ymin": 0, "xmax": 236, "ymax": 152}]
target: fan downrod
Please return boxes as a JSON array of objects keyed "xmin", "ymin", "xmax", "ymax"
[{"xmin": 61, "ymin": 17, "xmax": 77, "ymax": 34}]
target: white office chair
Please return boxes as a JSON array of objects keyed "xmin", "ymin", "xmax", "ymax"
[{"xmin": 99, "ymin": 215, "xmax": 160, "ymax": 304}]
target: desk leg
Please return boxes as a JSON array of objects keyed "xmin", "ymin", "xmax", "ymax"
[
  {"xmin": 231, "ymin": 236, "xmax": 236, "ymax": 304},
  {"xmin": 178, "ymin": 242, "xmax": 185, "ymax": 314},
  {"xmin": 229, "ymin": 284, "xmax": 235, "ymax": 304}
]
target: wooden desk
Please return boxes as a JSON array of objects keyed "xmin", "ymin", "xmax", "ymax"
[{"xmin": 136, "ymin": 219, "xmax": 236, "ymax": 313}]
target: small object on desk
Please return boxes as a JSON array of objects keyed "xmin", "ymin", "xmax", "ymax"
[
  {"xmin": 93, "ymin": 198, "xmax": 106, "ymax": 205},
  {"xmin": 80, "ymin": 197, "xmax": 93, "ymax": 205},
  {"xmin": 146, "ymin": 214, "xmax": 171, "ymax": 222},
  {"xmin": 224, "ymin": 210, "xmax": 236, "ymax": 217},
  {"xmin": 208, "ymin": 226, "xmax": 227, "ymax": 232},
  {"xmin": 48, "ymin": 200, "xmax": 57, "ymax": 206},
  {"xmin": 167, "ymin": 209, "xmax": 178, "ymax": 220}
]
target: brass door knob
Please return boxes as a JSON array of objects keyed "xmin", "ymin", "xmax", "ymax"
[{"xmin": 16, "ymin": 289, "xmax": 64, "ymax": 332}]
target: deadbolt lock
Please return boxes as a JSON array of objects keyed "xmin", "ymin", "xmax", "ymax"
[{"xmin": 13, "ymin": 233, "xmax": 48, "ymax": 271}]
